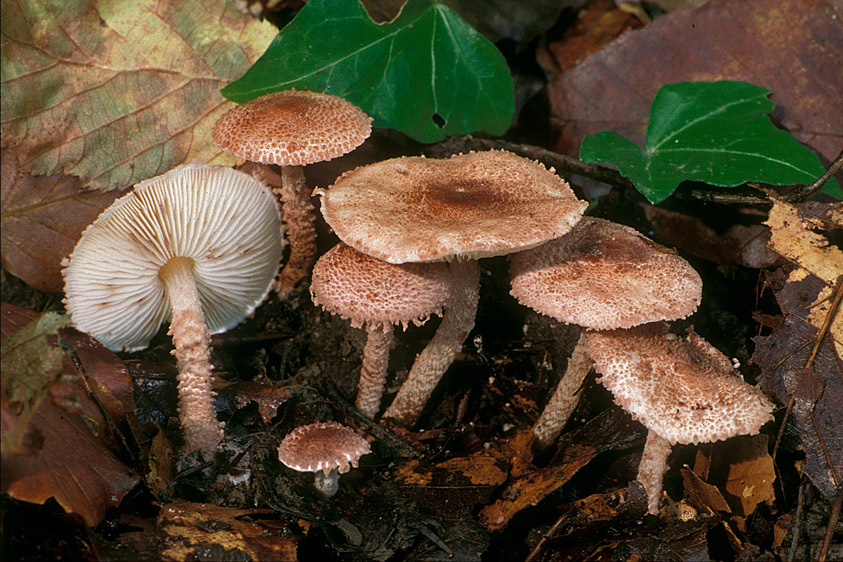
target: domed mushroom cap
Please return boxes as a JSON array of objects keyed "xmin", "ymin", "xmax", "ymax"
[
  {"xmin": 311, "ymin": 243, "xmax": 454, "ymax": 329},
  {"xmin": 318, "ymin": 150, "xmax": 587, "ymax": 264},
  {"xmin": 586, "ymin": 324, "xmax": 773, "ymax": 445},
  {"xmin": 63, "ymin": 164, "xmax": 284, "ymax": 352},
  {"xmin": 277, "ymin": 421, "xmax": 371, "ymax": 477},
  {"xmin": 212, "ymin": 90, "xmax": 372, "ymax": 166},
  {"xmin": 510, "ymin": 217, "xmax": 702, "ymax": 330}
]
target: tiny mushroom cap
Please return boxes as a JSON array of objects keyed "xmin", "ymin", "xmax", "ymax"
[
  {"xmin": 311, "ymin": 243, "xmax": 454, "ymax": 418},
  {"xmin": 212, "ymin": 89, "xmax": 373, "ymax": 297},
  {"xmin": 277, "ymin": 421, "xmax": 371, "ymax": 496},
  {"xmin": 586, "ymin": 323, "xmax": 773, "ymax": 514},
  {"xmin": 211, "ymin": 90, "xmax": 373, "ymax": 167},
  {"xmin": 318, "ymin": 150, "xmax": 587, "ymax": 426},
  {"xmin": 63, "ymin": 163, "xmax": 283, "ymax": 457},
  {"xmin": 586, "ymin": 324, "xmax": 773, "ymax": 446},
  {"xmin": 510, "ymin": 217, "xmax": 703, "ymax": 331}
]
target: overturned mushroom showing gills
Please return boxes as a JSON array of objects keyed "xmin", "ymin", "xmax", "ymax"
[
  {"xmin": 277, "ymin": 421, "xmax": 371, "ymax": 496},
  {"xmin": 509, "ymin": 217, "xmax": 703, "ymax": 450},
  {"xmin": 311, "ymin": 243, "xmax": 454, "ymax": 418},
  {"xmin": 318, "ymin": 150, "xmax": 587, "ymax": 426},
  {"xmin": 586, "ymin": 324, "xmax": 774, "ymax": 515},
  {"xmin": 63, "ymin": 164, "xmax": 284, "ymax": 458},
  {"xmin": 212, "ymin": 90, "xmax": 372, "ymax": 296}
]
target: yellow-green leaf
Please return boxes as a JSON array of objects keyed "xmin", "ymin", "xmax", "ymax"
[{"xmin": 0, "ymin": 0, "xmax": 276, "ymax": 190}]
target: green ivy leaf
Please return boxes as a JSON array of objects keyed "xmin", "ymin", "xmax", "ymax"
[
  {"xmin": 222, "ymin": 0, "xmax": 514, "ymax": 143},
  {"xmin": 580, "ymin": 81, "xmax": 841, "ymax": 204}
]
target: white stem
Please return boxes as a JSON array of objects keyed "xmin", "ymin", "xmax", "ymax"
[
  {"xmin": 532, "ymin": 331, "xmax": 592, "ymax": 451},
  {"xmin": 276, "ymin": 165, "xmax": 317, "ymax": 297},
  {"xmin": 384, "ymin": 259, "xmax": 480, "ymax": 426},
  {"xmin": 356, "ymin": 324, "xmax": 394, "ymax": 419},
  {"xmin": 637, "ymin": 430, "xmax": 673, "ymax": 515},
  {"xmin": 160, "ymin": 258, "xmax": 222, "ymax": 458}
]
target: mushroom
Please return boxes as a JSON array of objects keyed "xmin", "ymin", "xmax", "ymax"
[
  {"xmin": 277, "ymin": 421, "xmax": 371, "ymax": 496},
  {"xmin": 212, "ymin": 90, "xmax": 372, "ymax": 296},
  {"xmin": 317, "ymin": 150, "xmax": 587, "ymax": 426},
  {"xmin": 509, "ymin": 217, "xmax": 703, "ymax": 450},
  {"xmin": 586, "ymin": 324, "xmax": 774, "ymax": 515},
  {"xmin": 310, "ymin": 243, "xmax": 454, "ymax": 419},
  {"xmin": 63, "ymin": 164, "xmax": 284, "ymax": 458}
]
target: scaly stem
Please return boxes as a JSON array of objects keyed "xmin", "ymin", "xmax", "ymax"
[
  {"xmin": 384, "ymin": 259, "xmax": 479, "ymax": 426},
  {"xmin": 357, "ymin": 324, "xmax": 394, "ymax": 419},
  {"xmin": 637, "ymin": 430, "xmax": 673, "ymax": 515},
  {"xmin": 276, "ymin": 165, "xmax": 318, "ymax": 297},
  {"xmin": 160, "ymin": 258, "xmax": 222, "ymax": 458},
  {"xmin": 532, "ymin": 331, "xmax": 592, "ymax": 451}
]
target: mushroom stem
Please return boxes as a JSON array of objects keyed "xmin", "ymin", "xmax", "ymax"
[
  {"xmin": 357, "ymin": 324, "xmax": 394, "ymax": 419},
  {"xmin": 276, "ymin": 165, "xmax": 317, "ymax": 297},
  {"xmin": 532, "ymin": 331, "xmax": 592, "ymax": 451},
  {"xmin": 314, "ymin": 468, "xmax": 341, "ymax": 497},
  {"xmin": 160, "ymin": 258, "xmax": 223, "ymax": 458},
  {"xmin": 637, "ymin": 430, "xmax": 673, "ymax": 515},
  {"xmin": 384, "ymin": 259, "xmax": 480, "ymax": 426}
]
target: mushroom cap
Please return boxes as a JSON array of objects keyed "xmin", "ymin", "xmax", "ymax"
[
  {"xmin": 318, "ymin": 150, "xmax": 587, "ymax": 263},
  {"xmin": 586, "ymin": 324, "xmax": 773, "ymax": 445},
  {"xmin": 277, "ymin": 421, "xmax": 371, "ymax": 477},
  {"xmin": 212, "ymin": 90, "xmax": 372, "ymax": 166},
  {"xmin": 510, "ymin": 217, "xmax": 702, "ymax": 330},
  {"xmin": 63, "ymin": 163, "xmax": 284, "ymax": 352},
  {"xmin": 311, "ymin": 242, "xmax": 454, "ymax": 329}
]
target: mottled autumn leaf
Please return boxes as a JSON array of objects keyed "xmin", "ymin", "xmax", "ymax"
[
  {"xmin": 1, "ymin": 305, "xmax": 139, "ymax": 526},
  {"xmin": 0, "ymin": 150, "xmax": 123, "ymax": 292},
  {"xmin": 158, "ymin": 502, "xmax": 298, "ymax": 562},
  {"xmin": 0, "ymin": 0, "xmax": 276, "ymax": 191},
  {"xmin": 548, "ymin": 0, "xmax": 842, "ymax": 168}
]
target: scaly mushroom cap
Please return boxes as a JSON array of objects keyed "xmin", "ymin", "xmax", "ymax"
[
  {"xmin": 277, "ymin": 421, "xmax": 371, "ymax": 477},
  {"xmin": 63, "ymin": 164, "xmax": 284, "ymax": 352},
  {"xmin": 510, "ymin": 217, "xmax": 702, "ymax": 330},
  {"xmin": 586, "ymin": 324, "xmax": 773, "ymax": 445},
  {"xmin": 212, "ymin": 90, "xmax": 372, "ymax": 166},
  {"xmin": 311, "ymin": 243, "xmax": 454, "ymax": 329},
  {"xmin": 318, "ymin": 150, "xmax": 587, "ymax": 263}
]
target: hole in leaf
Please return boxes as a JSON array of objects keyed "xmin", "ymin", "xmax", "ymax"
[{"xmin": 432, "ymin": 113, "xmax": 446, "ymax": 128}]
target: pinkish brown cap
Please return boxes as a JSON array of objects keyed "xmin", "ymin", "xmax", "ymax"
[
  {"xmin": 277, "ymin": 421, "xmax": 371, "ymax": 476},
  {"xmin": 586, "ymin": 324, "xmax": 773, "ymax": 445},
  {"xmin": 317, "ymin": 150, "xmax": 587, "ymax": 264},
  {"xmin": 212, "ymin": 90, "xmax": 372, "ymax": 166},
  {"xmin": 510, "ymin": 217, "xmax": 702, "ymax": 330},
  {"xmin": 311, "ymin": 242, "xmax": 454, "ymax": 329}
]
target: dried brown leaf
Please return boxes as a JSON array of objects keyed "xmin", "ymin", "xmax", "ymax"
[
  {"xmin": 1, "ymin": 149, "xmax": 123, "ymax": 292},
  {"xmin": 158, "ymin": 501, "xmax": 298, "ymax": 562},
  {"xmin": 548, "ymin": 0, "xmax": 843, "ymax": 164}
]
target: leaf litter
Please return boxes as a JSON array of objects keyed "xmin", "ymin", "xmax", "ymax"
[{"xmin": 2, "ymin": 0, "xmax": 843, "ymax": 560}]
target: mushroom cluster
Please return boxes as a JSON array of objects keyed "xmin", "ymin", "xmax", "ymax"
[
  {"xmin": 510, "ymin": 217, "xmax": 703, "ymax": 450},
  {"xmin": 63, "ymin": 164, "xmax": 284, "ymax": 458},
  {"xmin": 213, "ymin": 89, "xmax": 372, "ymax": 296},
  {"xmin": 317, "ymin": 149, "xmax": 587, "ymax": 425}
]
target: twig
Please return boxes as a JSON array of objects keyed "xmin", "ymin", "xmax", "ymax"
[{"xmin": 818, "ymin": 490, "xmax": 843, "ymax": 562}]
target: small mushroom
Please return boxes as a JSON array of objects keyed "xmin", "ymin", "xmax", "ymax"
[
  {"xmin": 63, "ymin": 164, "xmax": 284, "ymax": 458},
  {"xmin": 277, "ymin": 421, "xmax": 371, "ymax": 496},
  {"xmin": 310, "ymin": 243, "xmax": 454, "ymax": 419},
  {"xmin": 509, "ymin": 217, "xmax": 703, "ymax": 450},
  {"xmin": 318, "ymin": 150, "xmax": 587, "ymax": 426},
  {"xmin": 212, "ymin": 90, "xmax": 372, "ymax": 296},
  {"xmin": 586, "ymin": 324, "xmax": 774, "ymax": 515}
]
